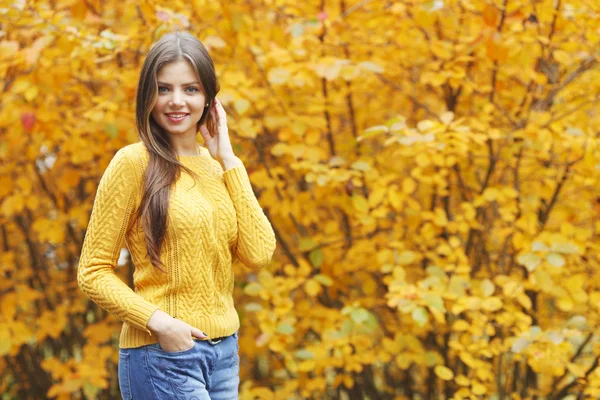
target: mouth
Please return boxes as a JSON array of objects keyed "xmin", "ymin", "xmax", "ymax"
[{"xmin": 166, "ymin": 113, "xmax": 189, "ymax": 122}]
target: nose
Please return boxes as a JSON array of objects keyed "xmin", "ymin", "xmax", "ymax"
[{"xmin": 169, "ymin": 89, "xmax": 185, "ymax": 106}]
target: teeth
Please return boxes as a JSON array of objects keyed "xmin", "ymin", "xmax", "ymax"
[{"xmin": 167, "ymin": 114, "xmax": 187, "ymax": 118}]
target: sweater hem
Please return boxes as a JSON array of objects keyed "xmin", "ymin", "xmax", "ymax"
[{"xmin": 118, "ymin": 306, "xmax": 240, "ymax": 349}]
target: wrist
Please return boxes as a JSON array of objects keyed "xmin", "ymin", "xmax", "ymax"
[
  {"xmin": 219, "ymin": 155, "xmax": 243, "ymax": 171},
  {"xmin": 146, "ymin": 309, "xmax": 172, "ymax": 335}
]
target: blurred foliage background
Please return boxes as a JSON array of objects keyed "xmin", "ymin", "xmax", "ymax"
[{"xmin": 1, "ymin": 0, "xmax": 600, "ymax": 399}]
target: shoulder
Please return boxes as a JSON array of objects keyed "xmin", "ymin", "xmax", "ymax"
[
  {"xmin": 110, "ymin": 141, "xmax": 148, "ymax": 171},
  {"xmin": 102, "ymin": 142, "xmax": 148, "ymax": 182},
  {"xmin": 116, "ymin": 141, "xmax": 148, "ymax": 162}
]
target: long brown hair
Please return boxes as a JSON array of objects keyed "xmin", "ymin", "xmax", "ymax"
[{"xmin": 133, "ymin": 30, "xmax": 220, "ymax": 272}]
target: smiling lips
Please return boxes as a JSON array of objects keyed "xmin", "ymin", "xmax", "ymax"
[{"xmin": 166, "ymin": 113, "xmax": 189, "ymax": 122}]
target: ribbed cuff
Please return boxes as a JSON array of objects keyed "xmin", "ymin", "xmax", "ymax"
[
  {"xmin": 223, "ymin": 165, "xmax": 253, "ymax": 195},
  {"xmin": 127, "ymin": 301, "xmax": 161, "ymax": 336}
]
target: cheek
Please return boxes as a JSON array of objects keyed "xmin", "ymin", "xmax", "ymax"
[
  {"xmin": 193, "ymin": 100, "xmax": 206, "ymax": 113},
  {"xmin": 152, "ymin": 98, "xmax": 168, "ymax": 113}
]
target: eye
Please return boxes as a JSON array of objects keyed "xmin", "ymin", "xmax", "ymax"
[
  {"xmin": 186, "ymin": 87, "xmax": 199, "ymax": 93},
  {"xmin": 158, "ymin": 86, "xmax": 168, "ymax": 93}
]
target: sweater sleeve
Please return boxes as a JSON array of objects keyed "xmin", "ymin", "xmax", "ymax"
[
  {"xmin": 77, "ymin": 147, "xmax": 160, "ymax": 335},
  {"xmin": 222, "ymin": 159, "xmax": 276, "ymax": 271}
]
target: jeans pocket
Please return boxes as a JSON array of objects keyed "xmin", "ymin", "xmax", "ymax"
[
  {"xmin": 147, "ymin": 341, "xmax": 197, "ymax": 355},
  {"xmin": 118, "ymin": 351, "xmax": 132, "ymax": 400}
]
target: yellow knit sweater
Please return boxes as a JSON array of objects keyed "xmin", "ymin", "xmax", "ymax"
[{"xmin": 77, "ymin": 141, "xmax": 276, "ymax": 349}]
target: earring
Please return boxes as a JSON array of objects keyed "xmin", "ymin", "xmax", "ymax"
[{"xmin": 205, "ymin": 103, "xmax": 209, "ymax": 107}]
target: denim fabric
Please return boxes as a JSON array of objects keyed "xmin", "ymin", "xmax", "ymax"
[{"xmin": 118, "ymin": 331, "xmax": 240, "ymax": 399}]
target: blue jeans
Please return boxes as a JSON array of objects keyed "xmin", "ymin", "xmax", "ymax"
[{"xmin": 118, "ymin": 331, "xmax": 240, "ymax": 399}]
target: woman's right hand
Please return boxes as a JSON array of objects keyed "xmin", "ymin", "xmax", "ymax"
[{"xmin": 146, "ymin": 310, "xmax": 207, "ymax": 352}]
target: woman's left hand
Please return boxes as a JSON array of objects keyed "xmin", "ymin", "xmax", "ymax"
[{"xmin": 199, "ymin": 97, "xmax": 236, "ymax": 162}]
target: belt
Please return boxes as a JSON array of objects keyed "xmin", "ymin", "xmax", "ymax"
[
  {"xmin": 196, "ymin": 336, "xmax": 229, "ymax": 345},
  {"xmin": 192, "ymin": 332, "xmax": 235, "ymax": 345},
  {"xmin": 207, "ymin": 336, "xmax": 227, "ymax": 345}
]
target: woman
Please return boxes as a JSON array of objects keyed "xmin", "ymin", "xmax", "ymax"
[{"xmin": 77, "ymin": 30, "xmax": 276, "ymax": 399}]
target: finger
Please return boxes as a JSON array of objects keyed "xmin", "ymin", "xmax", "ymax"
[
  {"xmin": 215, "ymin": 102, "xmax": 225, "ymax": 123},
  {"xmin": 191, "ymin": 327, "xmax": 207, "ymax": 338},
  {"xmin": 199, "ymin": 124, "xmax": 212, "ymax": 141}
]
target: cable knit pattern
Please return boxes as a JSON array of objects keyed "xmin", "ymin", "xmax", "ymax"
[{"xmin": 77, "ymin": 141, "xmax": 276, "ymax": 349}]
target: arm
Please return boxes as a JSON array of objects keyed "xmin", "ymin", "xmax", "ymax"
[
  {"xmin": 77, "ymin": 147, "xmax": 160, "ymax": 335},
  {"xmin": 221, "ymin": 156, "xmax": 276, "ymax": 271}
]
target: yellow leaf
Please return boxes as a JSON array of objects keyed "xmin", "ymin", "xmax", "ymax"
[
  {"xmin": 2, "ymin": 195, "xmax": 25, "ymax": 217},
  {"xmin": 517, "ymin": 252, "xmax": 542, "ymax": 272},
  {"xmin": 84, "ymin": 323, "xmax": 116, "ymax": 344},
  {"xmin": 472, "ymin": 382, "xmax": 487, "ymax": 395},
  {"xmin": 557, "ymin": 297, "xmax": 574, "ymax": 311},
  {"xmin": 480, "ymin": 279, "xmax": 495, "ymax": 297},
  {"xmin": 83, "ymin": 110, "xmax": 104, "ymax": 122},
  {"xmin": 482, "ymin": 187, "xmax": 499, "ymax": 202},
  {"xmin": 553, "ymin": 50, "xmax": 571, "ymax": 65},
  {"xmin": 455, "ymin": 374, "xmax": 470, "ymax": 386},
  {"xmin": 298, "ymin": 359, "xmax": 316, "ymax": 372},
  {"xmin": 343, "ymin": 373, "xmax": 354, "ymax": 388},
  {"xmin": 550, "ymin": 242, "xmax": 580, "ymax": 254},
  {"xmin": 459, "ymin": 352, "xmax": 478, "ymax": 368},
  {"xmin": 433, "ymin": 208, "xmax": 448, "ymax": 226},
  {"xmin": 41, "ymin": 358, "xmax": 69, "ymax": 380},
  {"xmin": 236, "ymin": 118, "xmax": 258, "ymax": 139},
  {"xmin": 482, "ymin": 4, "xmax": 499, "ymax": 27},
  {"xmin": 316, "ymin": 63, "xmax": 342, "ymax": 81},
  {"xmin": 486, "ymin": 34, "xmax": 509, "ymax": 62},
  {"xmin": 402, "ymin": 177, "xmax": 416, "ymax": 194},
  {"xmin": 435, "ymin": 365, "xmax": 454, "ymax": 381},
  {"xmin": 368, "ymin": 187, "xmax": 387, "ymax": 208},
  {"xmin": 440, "ymin": 111, "xmax": 454, "ymax": 125},
  {"xmin": 546, "ymin": 252, "xmax": 565, "ymax": 268},
  {"xmin": 452, "ymin": 320, "xmax": 470, "ymax": 332},
  {"xmin": 359, "ymin": 125, "xmax": 389, "ymax": 141},
  {"xmin": 0, "ymin": 41, "xmax": 19, "ymax": 60},
  {"xmin": 71, "ymin": 1, "xmax": 87, "ymax": 20},
  {"xmin": 304, "ymin": 279, "xmax": 321, "ymax": 297},
  {"xmin": 203, "ymin": 35, "xmax": 226, "ymax": 49},
  {"xmin": 517, "ymin": 293, "xmax": 532, "ymax": 310},
  {"xmin": 352, "ymin": 195, "xmax": 369, "ymax": 214},
  {"xmin": 567, "ymin": 362, "xmax": 587, "ymax": 378},
  {"xmin": 388, "ymin": 188, "xmax": 403, "ymax": 211},
  {"xmin": 415, "ymin": 153, "xmax": 431, "ymax": 167},
  {"xmin": 12, "ymin": 80, "xmax": 31, "ymax": 93},
  {"xmin": 267, "ymin": 67, "xmax": 290, "ymax": 85},
  {"xmin": 233, "ymin": 98, "xmax": 250, "ymax": 115},
  {"xmin": 421, "ymin": 71, "xmax": 447, "ymax": 86},
  {"xmin": 358, "ymin": 61, "xmax": 384, "ymax": 73},
  {"xmin": 243, "ymin": 282, "xmax": 263, "ymax": 296},
  {"xmin": 397, "ymin": 250, "xmax": 418, "ymax": 265},
  {"xmin": 395, "ymin": 354, "xmax": 411, "ymax": 369},
  {"xmin": 0, "ymin": 326, "xmax": 11, "ymax": 355},
  {"xmin": 138, "ymin": 2, "xmax": 156, "ymax": 22},
  {"xmin": 340, "ymin": 64, "xmax": 359, "ymax": 81},
  {"xmin": 481, "ymin": 297, "xmax": 503, "ymax": 312},
  {"xmin": 431, "ymin": 41, "xmax": 453, "ymax": 60}
]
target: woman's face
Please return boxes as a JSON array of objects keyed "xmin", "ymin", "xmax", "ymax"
[{"xmin": 151, "ymin": 60, "xmax": 207, "ymax": 138}]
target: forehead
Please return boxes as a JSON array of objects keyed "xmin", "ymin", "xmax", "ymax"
[{"xmin": 156, "ymin": 60, "xmax": 200, "ymax": 83}]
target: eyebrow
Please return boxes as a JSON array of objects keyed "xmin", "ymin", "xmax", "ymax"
[{"xmin": 157, "ymin": 81, "xmax": 200, "ymax": 86}]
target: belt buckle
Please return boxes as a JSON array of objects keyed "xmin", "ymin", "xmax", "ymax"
[{"xmin": 208, "ymin": 337, "xmax": 223, "ymax": 345}]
